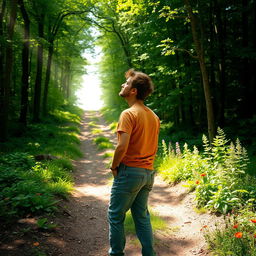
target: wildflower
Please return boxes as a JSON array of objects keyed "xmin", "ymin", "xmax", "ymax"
[
  {"xmin": 234, "ymin": 232, "xmax": 243, "ymax": 238},
  {"xmin": 200, "ymin": 173, "xmax": 206, "ymax": 177},
  {"xmin": 175, "ymin": 142, "xmax": 181, "ymax": 155},
  {"xmin": 195, "ymin": 180, "xmax": 200, "ymax": 184},
  {"xmin": 233, "ymin": 224, "xmax": 239, "ymax": 229},
  {"xmin": 250, "ymin": 219, "xmax": 256, "ymax": 223},
  {"xmin": 33, "ymin": 242, "xmax": 40, "ymax": 246},
  {"xmin": 200, "ymin": 225, "xmax": 208, "ymax": 231},
  {"xmin": 254, "ymin": 234, "xmax": 256, "ymax": 238}
]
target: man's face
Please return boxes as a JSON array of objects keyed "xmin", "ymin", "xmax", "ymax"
[{"xmin": 119, "ymin": 77, "xmax": 133, "ymax": 98}]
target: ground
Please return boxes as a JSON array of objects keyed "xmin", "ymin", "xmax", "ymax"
[{"xmin": 0, "ymin": 111, "xmax": 223, "ymax": 256}]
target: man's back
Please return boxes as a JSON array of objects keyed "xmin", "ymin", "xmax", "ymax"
[{"xmin": 117, "ymin": 103, "xmax": 160, "ymax": 170}]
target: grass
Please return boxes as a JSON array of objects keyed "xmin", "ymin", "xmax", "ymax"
[
  {"xmin": 93, "ymin": 136, "xmax": 114, "ymax": 150},
  {"xmin": 0, "ymin": 105, "xmax": 82, "ymax": 222},
  {"xmin": 103, "ymin": 152, "xmax": 114, "ymax": 159},
  {"xmin": 124, "ymin": 209, "xmax": 168, "ymax": 235},
  {"xmin": 109, "ymin": 122, "xmax": 118, "ymax": 132},
  {"xmin": 91, "ymin": 128, "xmax": 102, "ymax": 134},
  {"xmin": 193, "ymin": 207, "xmax": 207, "ymax": 214},
  {"xmin": 88, "ymin": 121, "xmax": 99, "ymax": 128}
]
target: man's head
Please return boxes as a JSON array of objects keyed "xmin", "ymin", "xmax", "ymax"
[{"xmin": 119, "ymin": 69, "xmax": 154, "ymax": 101}]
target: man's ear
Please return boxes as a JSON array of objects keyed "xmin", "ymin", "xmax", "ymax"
[{"xmin": 131, "ymin": 87, "xmax": 137, "ymax": 96}]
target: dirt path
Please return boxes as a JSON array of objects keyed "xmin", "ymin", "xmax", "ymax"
[{"xmin": 42, "ymin": 111, "xmax": 222, "ymax": 256}]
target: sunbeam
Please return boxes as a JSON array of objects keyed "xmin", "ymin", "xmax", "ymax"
[{"xmin": 75, "ymin": 46, "xmax": 103, "ymax": 110}]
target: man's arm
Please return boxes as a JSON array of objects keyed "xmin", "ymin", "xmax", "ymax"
[{"xmin": 110, "ymin": 132, "xmax": 130, "ymax": 177}]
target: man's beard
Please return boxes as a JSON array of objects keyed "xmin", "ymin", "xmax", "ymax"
[{"xmin": 119, "ymin": 90, "xmax": 130, "ymax": 98}]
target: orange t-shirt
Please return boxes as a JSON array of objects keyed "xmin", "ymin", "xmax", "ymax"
[{"xmin": 117, "ymin": 103, "xmax": 160, "ymax": 170}]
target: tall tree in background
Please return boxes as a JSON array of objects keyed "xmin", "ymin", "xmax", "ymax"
[
  {"xmin": 18, "ymin": 0, "xmax": 30, "ymax": 125},
  {"xmin": 0, "ymin": 0, "xmax": 18, "ymax": 141},
  {"xmin": 33, "ymin": 6, "xmax": 45, "ymax": 122},
  {"xmin": 184, "ymin": 0, "xmax": 215, "ymax": 142}
]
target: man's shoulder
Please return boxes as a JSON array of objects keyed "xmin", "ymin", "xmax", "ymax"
[{"xmin": 121, "ymin": 108, "xmax": 137, "ymax": 117}]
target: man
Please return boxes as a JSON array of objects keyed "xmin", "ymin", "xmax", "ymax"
[{"xmin": 108, "ymin": 69, "xmax": 160, "ymax": 256}]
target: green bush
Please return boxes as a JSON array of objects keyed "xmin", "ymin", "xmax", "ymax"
[
  {"xmin": 157, "ymin": 128, "xmax": 255, "ymax": 214},
  {"xmin": 0, "ymin": 153, "xmax": 73, "ymax": 221},
  {"xmin": 205, "ymin": 209, "xmax": 256, "ymax": 256}
]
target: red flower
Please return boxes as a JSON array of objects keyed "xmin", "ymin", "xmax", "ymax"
[
  {"xmin": 195, "ymin": 180, "xmax": 200, "ymax": 184},
  {"xmin": 254, "ymin": 234, "xmax": 256, "ymax": 238},
  {"xmin": 250, "ymin": 219, "xmax": 256, "ymax": 223},
  {"xmin": 200, "ymin": 173, "xmax": 206, "ymax": 177},
  {"xmin": 233, "ymin": 224, "xmax": 239, "ymax": 229},
  {"xmin": 200, "ymin": 225, "xmax": 208, "ymax": 231},
  {"xmin": 234, "ymin": 232, "xmax": 243, "ymax": 238}
]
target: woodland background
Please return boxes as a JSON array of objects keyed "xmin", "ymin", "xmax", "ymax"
[
  {"xmin": 0, "ymin": 0, "xmax": 256, "ymax": 153},
  {"xmin": 0, "ymin": 1, "xmax": 256, "ymax": 255}
]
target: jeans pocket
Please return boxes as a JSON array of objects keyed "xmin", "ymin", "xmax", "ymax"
[{"xmin": 115, "ymin": 173, "xmax": 144, "ymax": 193}]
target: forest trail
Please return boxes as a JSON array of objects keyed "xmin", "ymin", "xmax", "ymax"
[{"xmin": 49, "ymin": 111, "xmax": 222, "ymax": 256}]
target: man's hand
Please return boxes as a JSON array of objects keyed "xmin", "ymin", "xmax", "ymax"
[
  {"xmin": 110, "ymin": 167, "xmax": 118, "ymax": 178},
  {"xmin": 111, "ymin": 132, "xmax": 130, "ymax": 176}
]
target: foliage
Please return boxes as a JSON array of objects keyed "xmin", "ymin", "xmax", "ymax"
[
  {"xmin": 0, "ymin": 106, "xmax": 81, "ymax": 222},
  {"xmin": 103, "ymin": 152, "xmax": 114, "ymax": 159},
  {"xmin": 95, "ymin": 0, "xmax": 256, "ymax": 152},
  {"xmin": 124, "ymin": 209, "xmax": 167, "ymax": 235},
  {"xmin": 157, "ymin": 129, "xmax": 255, "ymax": 214},
  {"xmin": 37, "ymin": 218, "xmax": 57, "ymax": 230},
  {"xmin": 0, "ymin": 153, "xmax": 74, "ymax": 221},
  {"xmin": 205, "ymin": 209, "xmax": 256, "ymax": 256},
  {"xmin": 91, "ymin": 128, "xmax": 102, "ymax": 134},
  {"xmin": 93, "ymin": 136, "xmax": 114, "ymax": 150}
]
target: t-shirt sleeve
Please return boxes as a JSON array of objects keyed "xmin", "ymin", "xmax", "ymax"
[{"xmin": 117, "ymin": 111, "xmax": 134, "ymax": 135}]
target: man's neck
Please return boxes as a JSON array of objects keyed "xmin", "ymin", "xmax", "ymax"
[{"xmin": 126, "ymin": 98, "xmax": 144, "ymax": 107}]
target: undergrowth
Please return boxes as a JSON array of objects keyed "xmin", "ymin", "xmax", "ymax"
[
  {"xmin": 93, "ymin": 136, "xmax": 114, "ymax": 150},
  {"xmin": 0, "ymin": 105, "xmax": 82, "ymax": 223},
  {"xmin": 156, "ymin": 128, "xmax": 256, "ymax": 255}
]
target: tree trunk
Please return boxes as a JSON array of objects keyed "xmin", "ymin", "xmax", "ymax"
[
  {"xmin": 113, "ymin": 29, "xmax": 132, "ymax": 67},
  {"xmin": 43, "ymin": 42, "xmax": 54, "ymax": 115},
  {"xmin": 54, "ymin": 57, "xmax": 59, "ymax": 88},
  {"xmin": 65, "ymin": 60, "xmax": 71, "ymax": 99},
  {"xmin": 184, "ymin": 0, "xmax": 215, "ymax": 142},
  {"xmin": 0, "ymin": 0, "xmax": 18, "ymax": 141},
  {"xmin": 33, "ymin": 14, "xmax": 44, "ymax": 122},
  {"xmin": 0, "ymin": 0, "xmax": 6, "ymax": 96},
  {"xmin": 18, "ymin": 0, "xmax": 30, "ymax": 125},
  {"xmin": 60, "ymin": 66, "xmax": 64, "ymax": 93}
]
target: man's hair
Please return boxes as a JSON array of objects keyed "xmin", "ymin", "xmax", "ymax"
[{"xmin": 125, "ymin": 69, "xmax": 154, "ymax": 100}]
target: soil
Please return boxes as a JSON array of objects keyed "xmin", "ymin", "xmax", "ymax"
[{"xmin": 0, "ymin": 111, "xmax": 223, "ymax": 256}]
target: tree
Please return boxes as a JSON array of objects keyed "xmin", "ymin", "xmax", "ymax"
[
  {"xmin": 18, "ymin": 0, "xmax": 30, "ymax": 125},
  {"xmin": 0, "ymin": 0, "xmax": 18, "ymax": 141},
  {"xmin": 184, "ymin": 0, "xmax": 215, "ymax": 142}
]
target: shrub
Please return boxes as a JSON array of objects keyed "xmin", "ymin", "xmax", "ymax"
[
  {"xmin": 205, "ymin": 209, "xmax": 256, "ymax": 256},
  {"xmin": 157, "ymin": 128, "xmax": 255, "ymax": 214},
  {"xmin": 0, "ymin": 153, "xmax": 73, "ymax": 221}
]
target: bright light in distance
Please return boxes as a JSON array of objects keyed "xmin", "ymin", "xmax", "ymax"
[{"xmin": 75, "ymin": 46, "xmax": 103, "ymax": 110}]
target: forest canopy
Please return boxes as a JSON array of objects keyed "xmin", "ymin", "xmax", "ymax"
[{"xmin": 0, "ymin": 0, "xmax": 255, "ymax": 150}]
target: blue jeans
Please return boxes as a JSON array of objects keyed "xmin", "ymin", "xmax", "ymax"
[{"xmin": 108, "ymin": 163, "xmax": 156, "ymax": 256}]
